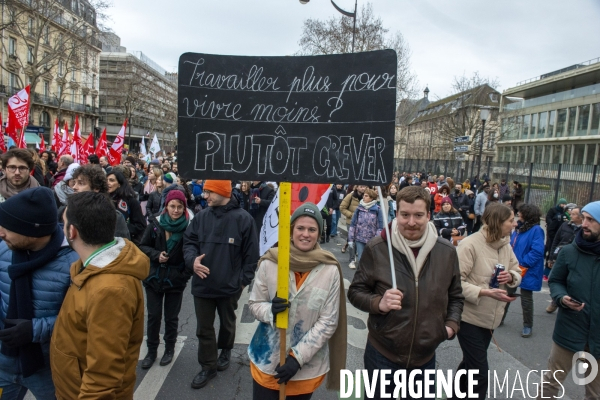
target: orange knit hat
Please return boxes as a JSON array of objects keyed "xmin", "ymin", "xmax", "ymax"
[{"xmin": 203, "ymin": 180, "xmax": 232, "ymax": 198}]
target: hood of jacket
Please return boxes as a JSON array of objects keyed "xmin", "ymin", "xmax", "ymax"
[
  {"xmin": 71, "ymin": 238, "xmax": 150, "ymax": 288},
  {"xmin": 54, "ymin": 180, "xmax": 74, "ymax": 205}
]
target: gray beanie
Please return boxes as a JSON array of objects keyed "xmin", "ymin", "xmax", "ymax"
[{"xmin": 290, "ymin": 202, "xmax": 323, "ymax": 235}]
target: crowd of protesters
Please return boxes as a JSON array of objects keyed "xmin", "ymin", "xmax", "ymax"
[{"xmin": 0, "ymin": 146, "xmax": 597, "ymax": 400}]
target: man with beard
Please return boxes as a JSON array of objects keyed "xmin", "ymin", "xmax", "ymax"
[
  {"xmin": 539, "ymin": 201, "xmax": 600, "ymax": 399},
  {"xmin": 50, "ymin": 155, "xmax": 74, "ymax": 188},
  {"xmin": 0, "ymin": 149, "xmax": 40, "ymax": 202},
  {"xmin": 0, "ymin": 187, "xmax": 78, "ymax": 397}
]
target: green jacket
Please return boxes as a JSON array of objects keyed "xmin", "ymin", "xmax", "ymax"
[{"xmin": 549, "ymin": 243, "xmax": 600, "ymax": 358}]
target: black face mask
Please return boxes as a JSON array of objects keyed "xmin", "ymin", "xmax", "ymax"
[{"xmin": 455, "ymin": 188, "xmax": 461, "ymax": 193}]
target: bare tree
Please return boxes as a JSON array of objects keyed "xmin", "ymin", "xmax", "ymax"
[
  {"xmin": 297, "ymin": 3, "xmax": 418, "ymax": 101},
  {"xmin": 423, "ymin": 72, "xmax": 501, "ymax": 159},
  {"xmin": 0, "ymin": 0, "xmax": 109, "ymax": 93}
]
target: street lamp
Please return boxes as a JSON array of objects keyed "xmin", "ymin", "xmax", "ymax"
[
  {"xmin": 476, "ymin": 107, "xmax": 491, "ymax": 179},
  {"xmin": 300, "ymin": 0, "xmax": 358, "ymax": 53}
]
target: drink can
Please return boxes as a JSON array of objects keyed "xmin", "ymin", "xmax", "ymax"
[{"xmin": 489, "ymin": 264, "xmax": 505, "ymax": 289}]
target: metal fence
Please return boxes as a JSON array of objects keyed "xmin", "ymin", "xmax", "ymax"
[{"xmin": 394, "ymin": 158, "xmax": 600, "ymax": 212}]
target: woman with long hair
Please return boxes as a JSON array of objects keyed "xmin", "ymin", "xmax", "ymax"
[
  {"xmin": 107, "ymin": 170, "xmax": 146, "ymax": 244},
  {"xmin": 347, "ymin": 188, "xmax": 384, "ymax": 269},
  {"xmin": 486, "ymin": 187, "xmax": 500, "ymax": 207},
  {"xmin": 139, "ymin": 190, "xmax": 194, "ymax": 369},
  {"xmin": 28, "ymin": 148, "xmax": 47, "ymax": 186},
  {"xmin": 248, "ymin": 202, "xmax": 346, "ymax": 400},
  {"xmin": 433, "ymin": 197, "xmax": 465, "ymax": 241},
  {"xmin": 240, "ymin": 181, "xmax": 251, "ymax": 212},
  {"xmin": 146, "ymin": 172, "xmax": 164, "ymax": 218},
  {"xmin": 141, "ymin": 167, "xmax": 161, "ymax": 215},
  {"xmin": 501, "ymin": 203, "xmax": 545, "ymax": 337},
  {"xmin": 453, "ymin": 203, "xmax": 522, "ymax": 399}
]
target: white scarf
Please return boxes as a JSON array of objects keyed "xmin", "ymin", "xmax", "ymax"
[
  {"xmin": 390, "ymin": 219, "xmax": 439, "ymax": 278},
  {"xmin": 360, "ymin": 199, "xmax": 378, "ymax": 209}
]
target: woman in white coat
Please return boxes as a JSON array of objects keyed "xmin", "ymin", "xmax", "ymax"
[{"xmin": 247, "ymin": 202, "xmax": 347, "ymax": 399}]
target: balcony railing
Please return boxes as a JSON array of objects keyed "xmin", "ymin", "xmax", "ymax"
[{"xmin": 516, "ymin": 57, "xmax": 600, "ymax": 86}]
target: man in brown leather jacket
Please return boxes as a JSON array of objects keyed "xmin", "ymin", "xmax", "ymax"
[{"xmin": 348, "ymin": 186, "xmax": 464, "ymax": 400}]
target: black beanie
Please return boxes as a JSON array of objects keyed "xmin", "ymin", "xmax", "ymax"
[{"xmin": 0, "ymin": 187, "xmax": 58, "ymax": 237}]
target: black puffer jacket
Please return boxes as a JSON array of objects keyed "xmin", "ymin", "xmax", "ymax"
[
  {"xmin": 433, "ymin": 211, "xmax": 466, "ymax": 240},
  {"xmin": 183, "ymin": 195, "xmax": 259, "ymax": 298},
  {"xmin": 139, "ymin": 215, "xmax": 193, "ymax": 292},
  {"xmin": 548, "ymin": 221, "xmax": 580, "ymax": 262},
  {"xmin": 146, "ymin": 191, "xmax": 162, "ymax": 218}
]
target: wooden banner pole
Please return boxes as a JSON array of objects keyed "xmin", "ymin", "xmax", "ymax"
[
  {"xmin": 377, "ymin": 186, "xmax": 397, "ymax": 289},
  {"xmin": 277, "ymin": 182, "xmax": 291, "ymax": 400}
]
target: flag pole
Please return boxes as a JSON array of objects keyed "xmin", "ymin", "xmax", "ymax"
[
  {"xmin": 377, "ymin": 186, "xmax": 397, "ymax": 289},
  {"xmin": 276, "ymin": 182, "xmax": 291, "ymax": 400}
]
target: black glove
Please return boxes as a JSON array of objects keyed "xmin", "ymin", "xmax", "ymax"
[
  {"xmin": 0, "ymin": 319, "xmax": 33, "ymax": 348},
  {"xmin": 271, "ymin": 295, "xmax": 290, "ymax": 323},
  {"xmin": 274, "ymin": 355, "xmax": 301, "ymax": 384}
]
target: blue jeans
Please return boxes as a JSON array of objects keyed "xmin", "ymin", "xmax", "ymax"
[
  {"xmin": 356, "ymin": 241, "xmax": 366, "ymax": 264},
  {"xmin": 363, "ymin": 340, "xmax": 436, "ymax": 400},
  {"xmin": 331, "ymin": 210, "xmax": 340, "ymax": 236},
  {"xmin": 0, "ymin": 351, "xmax": 56, "ymax": 400}
]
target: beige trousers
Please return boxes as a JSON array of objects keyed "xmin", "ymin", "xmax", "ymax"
[{"xmin": 538, "ymin": 342, "xmax": 600, "ymax": 400}]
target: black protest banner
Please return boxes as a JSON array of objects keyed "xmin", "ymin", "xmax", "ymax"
[{"xmin": 177, "ymin": 50, "xmax": 396, "ymax": 184}]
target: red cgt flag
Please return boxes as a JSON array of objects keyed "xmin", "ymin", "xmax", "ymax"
[
  {"xmin": 80, "ymin": 133, "xmax": 94, "ymax": 163},
  {"xmin": 6, "ymin": 86, "xmax": 30, "ymax": 148},
  {"xmin": 108, "ymin": 119, "xmax": 127, "ymax": 166},
  {"xmin": 57, "ymin": 122, "xmax": 70, "ymax": 157},
  {"xmin": 95, "ymin": 128, "xmax": 109, "ymax": 159}
]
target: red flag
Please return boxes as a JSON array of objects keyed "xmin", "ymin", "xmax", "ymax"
[
  {"xmin": 6, "ymin": 86, "xmax": 30, "ymax": 144},
  {"xmin": 70, "ymin": 115, "xmax": 84, "ymax": 163},
  {"xmin": 38, "ymin": 134, "xmax": 46, "ymax": 153},
  {"xmin": 51, "ymin": 119, "xmax": 60, "ymax": 153},
  {"xmin": 57, "ymin": 122, "xmax": 70, "ymax": 157},
  {"xmin": 81, "ymin": 133, "xmax": 94, "ymax": 163},
  {"xmin": 0, "ymin": 114, "xmax": 6, "ymax": 153},
  {"xmin": 95, "ymin": 128, "xmax": 109, "ymax": 159},
  {"xmin": 108, "ymin": 119, "xmax": 127, "ymax": 166},
  {"xmin": 291, "ymin": 184, "xmax": 332, "ymax": 213},
  {"xmin": 16, "ymin": 129, "xmax": 27, "ymax": 149}
]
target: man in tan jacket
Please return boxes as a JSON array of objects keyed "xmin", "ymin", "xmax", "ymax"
[{"xmin": 51, "ymin": 192, "xmax": 150, "ymax": 399}]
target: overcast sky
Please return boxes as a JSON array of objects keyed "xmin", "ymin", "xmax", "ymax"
[{"xmin": 105, "ymin": 0, "xmax": 600, "ymax": 100}]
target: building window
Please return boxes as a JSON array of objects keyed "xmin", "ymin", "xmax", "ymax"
[
  {"xmin": 573, "ymin": 144, "xmax": 586, "ymax": 164},
  {"xmin": 43, "ymin": 51, "xmax": 49, "ymax": 70},
  {"xmin": 518, "ymin": 146, "xmax": 526, "ymax": 163},
  {"xmin": 556, "ymin": 109, "xmax": 567, "ymax": 137},
  {"xmin": 531, "ymin": 113, "xmax": 538, "ymax": 137},
  {"xmin": 534, "ymin": 145, "xmax": 542, "ymax": 163},
  {"xmin": 567, "ymin": 107, "xmax": 576, "ymax": 136},
  {"xmin": 43, "ymin": 81, "xmax": 49, "ymax": 97},
  {"xmin": 27, "ymin": 46, "xmax": 34, "ymax": 64},
  {"xmin": 28, "ymin": 18, "xmax": 34, "ymax": 37},
  {"xmin": 487, "ymin": 130, "xmax": 496, "ymax": 149},
  {"xmin": 58, "ymin": 60, "xmax": 63, "ymax": 76},
  {"xmin": 44, "ymin": 26, "xmax": 50, "ymax": 44},
  {"xmin": 522, "ymin": 114, "xmax": 531, "ymax": 138},
  {"xmin": 8, "ymin": 37, "xmax": 16, "ymax": 56},
  {"xmin": 71, "ymin": 68, "xmax": 76, "ymax": 81},
  {"xmin": 71, "ymin": 89, "xmax": 75, "ymax": 104},
  {"xmin": 82, "ymin": 94, "xmax": 87, "ymax": 106},
  {"xmin": 591, "ymin": 103, "xmax": 600, "ymax": 135},
  {"xmin": 553, "ymin": 145, "xmax": 563, "ymax": 164},
  {"xmin": 538, "ymin": 111, "xmax": 547, "ymax": 138},
  {"xmin": 58, "ymin": 85, "xmax": 63, "ymax": 98},
  {"xmin": 542, "ymin": 145, "xmax": 552, "ymax": 164},
  {"xmin": 548, "ymin": 110, "xmax": 556, "ymax": 137},
  {"xmin": 576, "ymin": 104, "xmax": 590, "ymax": 136},
  {"xmin": 587, "ymin": 144, "xmax": 598, "ymax": 165},
  {"xmin": 40, "ymin": 111, "xmax": 50, "ymax": 127},
  {"xmin": 9, "ymin": 73, "xmax": 17, "ymax": 90}
]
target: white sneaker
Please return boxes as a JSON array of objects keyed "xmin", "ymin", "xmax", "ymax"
[{"xmin": 349, "ymin": 261, "xmax": 356, "ymax": 269}]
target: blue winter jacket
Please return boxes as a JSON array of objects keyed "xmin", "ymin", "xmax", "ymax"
[
  {"xmin": 0, "ymin": 241, "xmax": 78, "ymax": 354},
  {"xmin": 510, "ymin": 225, "xmax": 545, "ymax": 291}
]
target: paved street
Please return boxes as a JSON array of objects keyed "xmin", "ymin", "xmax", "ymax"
[{"xmin": 116, "ymin": 219, "xmax": 586, "ymax": 400}]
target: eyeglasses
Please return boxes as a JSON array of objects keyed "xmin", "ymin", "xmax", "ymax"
[
  {"xmin": 5, "ymin": 165, "xmax": 29, "ymax": 173},
  {"xmin": 202, "ymin": 190, "xmax": 212, "ymax": 198}
]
